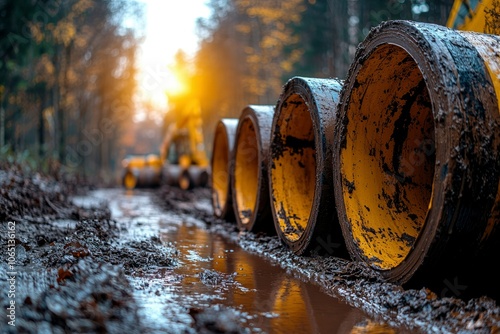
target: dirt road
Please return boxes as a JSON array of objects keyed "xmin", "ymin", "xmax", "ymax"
[{"xmin": 1, "ymin": 166, "xmax": 499, "ymax": 333}]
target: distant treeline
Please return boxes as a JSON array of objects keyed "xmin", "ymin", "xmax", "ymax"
[
  {"xmin": 1, "ymin": 0, "xmax": 454, "ymax": 177},
  {"xmin": 0, "ymin": 0, "xmax": 143, "ymax": 177}
]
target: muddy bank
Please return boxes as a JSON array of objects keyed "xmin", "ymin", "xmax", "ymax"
[
  {"xmin": 0, "ymin": 165, "xmax": 248, "ymax": 333},
  {"xmin": 154, "ymin": 184, "xmax": 500, "ymax": 333},
  {"xmin": 0, "ymin": 166, "xmax": 199, "ymax": 333}
]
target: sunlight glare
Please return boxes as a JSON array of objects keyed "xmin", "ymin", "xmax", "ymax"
[{"xmin": 165, "ymin": 68, "xmax": 187, "ymax": 97}]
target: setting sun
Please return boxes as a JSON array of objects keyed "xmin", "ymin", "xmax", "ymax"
[
  {"xmin": 164, "ymin": 67, "xmax": 188, "ymax": 98},
  {"xmin": 135, "ymin": 0, "xmax": 209, "ymax": 112}
]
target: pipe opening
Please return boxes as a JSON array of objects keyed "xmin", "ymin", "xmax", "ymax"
[
  {"xmin": 212, "ymin": 123, "xmax": 230, "ymax": 214},
  {"xmin": 341, "ymin": 44, "xmax": 436, "ymax": 270},
  {"xmin": 234, "ymin": 117, "xmax": 259, "ymax": 226},
  {"xmin": 271, "ymin": 93, "xmax": 315, "ymax": 242}
]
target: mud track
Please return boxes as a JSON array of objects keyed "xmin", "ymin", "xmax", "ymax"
[{"xmin": 0, "ymin": 164, "xmax": 499, "ymax": 333}]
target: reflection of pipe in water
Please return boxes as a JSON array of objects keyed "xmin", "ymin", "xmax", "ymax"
[
  {"xmin": 350, "ymin": 320, "xmax": 397, "ymax": 334},
  {"xmin": 227, "ymin": 250, "xmax": 257, "ymax": 308},
  {"xmin": 232, "ymin": 105, "xmax": 276, "ymax": 234},
  {"xmin": 162, "ymin": 222, "xmax": 401, "ymax": 332},
  {"xmin": 211, "ymin": 238, "xmax": 230, "ymax": 275},
  {"xmin": 269, "ymin": 76, "xmax": 347, "ymax": 256},
  {"xmin": 301, "ymin": 279, "xmax": 365, "ymax": 334},
  {"xmin": 333, "ymin": 20, "xmax": 500, "ymax": 298},
  {"xmin": 269, "ymin": 277, "xmax": 313, "ymax": 333},
  {"xmin": 168, "ymin": 223, "xmax": 214, "ymax": 287},
  {"xmin": 173, "ymin": 223, "xmax": 213, "ymax": 258},
  {"xmin": 211, "ymin": 118, "xmax": 239, "ymax": 221}
]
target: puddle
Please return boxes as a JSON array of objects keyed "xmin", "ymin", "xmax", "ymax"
[{"xmin": 75, "ymin": 189, "xmax": 413, "ymax": 334}]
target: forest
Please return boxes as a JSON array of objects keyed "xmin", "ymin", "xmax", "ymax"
[{"xmin": 1, "ymin": 0, "xmax": 455, "ymax": 181}]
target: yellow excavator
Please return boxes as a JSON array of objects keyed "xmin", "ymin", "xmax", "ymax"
[
  {"xmin": 121, "ymin": 98, "xmax": 210, "ymax": 190},
  {"xmin": 160, "ymin": 99, "xmax": 210, "ymax": 190}
]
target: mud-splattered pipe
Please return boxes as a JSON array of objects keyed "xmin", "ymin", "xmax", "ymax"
[
  {"xmin": 333, "ymin": 20, "xmax": 500, "ymax": 295},
  {"xmin": 231, "ymin": 105, "xmax": 276, "ymax": 234},
  {"xmin": 269, "ymin": 76, "xmax": 347, "ymax": 256},
  {"xmin": 162, "ymin": 164, "xmax": 182, "ymax": 187},
  {"xmin": 179, "ymin": 165, "xmax": 210, "ymax": 190},
  {"xmin": 123, "ymin": 155, "xmax": 162, "ymax": 189},
  {"xmin": 211, "ymin": 118, "xmax": 239, "ymax": 220}
]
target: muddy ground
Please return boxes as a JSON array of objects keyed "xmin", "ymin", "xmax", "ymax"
[{"xmin": 0, "ymin": 163, "xmax": 499, "ymax": 333}]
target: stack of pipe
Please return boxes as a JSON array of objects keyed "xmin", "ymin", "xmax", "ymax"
[{"xmin": 209, "ymin": 20, "xmax": 500, "ymax": 299}]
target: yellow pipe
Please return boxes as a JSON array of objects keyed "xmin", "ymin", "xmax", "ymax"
[
  {"xmin": 269, "ymin": 76, "xmax": 347, "ymax": 256},
  {"xmin": 121, "ymin": 155, "xmax": 162, "ymax": 189},
  {"xmin": 333, "ymin": 21, "xmax": 500, "ymax": 297},
  {"xmin": 211, "ymin": 118, "xmax": 239, "ymax": 220},
  {"xmin": 232, "ymin": 104, "xmax": 276, "ymax": 234}
]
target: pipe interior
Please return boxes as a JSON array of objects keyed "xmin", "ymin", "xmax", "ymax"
[
  {"xmin": 271, "ymin": 93, "xmax": 315, "ymax": 242},
  {"xmin": 341, "ymin": 44, "xmax": 435, "ymax": 270},
  {"xmin": 212, "ymin": 123, "xmax": 230, "ymax": 214},
  {"xmin": 234, "ymin": 117, "xmax": 259, "ymax": 225}
]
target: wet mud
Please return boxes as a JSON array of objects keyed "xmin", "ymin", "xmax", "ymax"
[
  {"xmin": 1, "ymin": 164, "xmax": 499, "ymax": 333},
  {"xmin": 154, "ymin": 184, "xmax": 500, "ymax": 333}
]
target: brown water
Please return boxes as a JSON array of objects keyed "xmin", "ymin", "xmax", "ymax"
[{"xmin": 75, "ymin": 189, "xmax": 410, "ymax": 333}]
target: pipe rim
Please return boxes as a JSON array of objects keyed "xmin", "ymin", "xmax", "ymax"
[
  {"xmin": 233, "ymin": 114, "xmax": 262, "ymax": 230},
  {"xmin": 211, "ymin": 122, "xmax": 230, "ymax": 217},
  {"xmin": 336, "ymin": 23, "xmax": 447, "ymax": 281},
  {"xmin": 210, "ymin": 118, "xmax": 238, "ymax": 220},
  {"xmin": 269, "ymin": 77, "xmax": 328, "ymax": 253}
]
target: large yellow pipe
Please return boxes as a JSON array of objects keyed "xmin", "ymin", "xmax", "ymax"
[
  {"xmin": 269, "ymin": 76, "xmax": 347, "ymax": 256},
  {"xmin": 333, "ymin": 20, "xmax": 500, "ymax": 297},
  {"xmin": 232, "ymin": 105, "xmax": 276, "ymax": 234},
  {"xmin": 211, "ymin": 118, "xmax": 239, "ymax": 220}
]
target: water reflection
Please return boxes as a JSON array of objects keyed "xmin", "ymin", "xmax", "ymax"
[
  {"xmin": 82, "ymin": 189, "xmax": 412, "ymax": 333},
  {"xmin": 163, "ymin": 222, "xmax": 404, "ymax": 334}
]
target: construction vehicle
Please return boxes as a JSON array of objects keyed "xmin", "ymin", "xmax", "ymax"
[
  {"xmin": 121, "ymin": 98, "xmax": 210, "ymax": 191},
  {"xmin": 159, "ymin": 99, "xmax": 210, "ymax": 190}
]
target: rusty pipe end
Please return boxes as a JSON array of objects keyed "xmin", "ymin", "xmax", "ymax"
[
  {"xmin": 334, "ymin": 20, "xmax": 500, "ymax": 290},
  {"xmin": 211, "ymin": 118, "xmax": 239, "ymax": 221},
  {"xmin": 232, "ymin": 105, "xmax": 276, "ymax": 235},
  {"xmin": 269, "ymin": 76, "xmax": 347, "ymax": 256}
]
